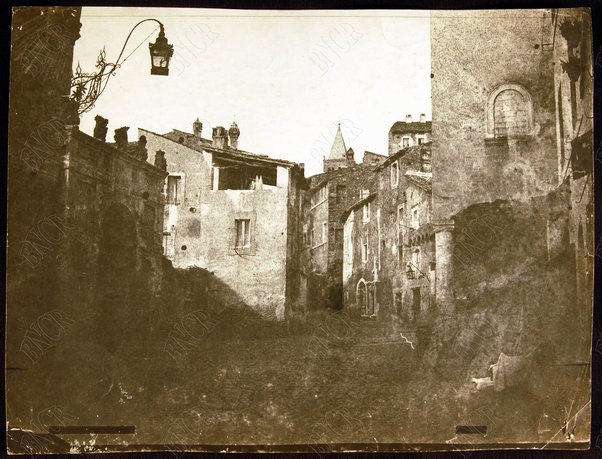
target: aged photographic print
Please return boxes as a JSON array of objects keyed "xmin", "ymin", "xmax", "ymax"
[{"xmin": 6, "ymin": 6, "xmax": 594, "ymax": 453}]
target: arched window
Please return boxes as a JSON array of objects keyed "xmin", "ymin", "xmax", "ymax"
[{"xmin": 487, "ymin": 84, "xmax": 533, "ymax": 137}]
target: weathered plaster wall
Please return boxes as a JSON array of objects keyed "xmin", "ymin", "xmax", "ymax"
[
  {"xmin": 431, "ymin": 9, "xmax": 558, "ymax": 223},
  {"xmin": 143, "ymin": 129, "xmax": 294, "ymax": 319}
]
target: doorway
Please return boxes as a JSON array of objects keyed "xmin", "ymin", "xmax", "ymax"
[{"xmin": 412, "ymin": 287, "xmax": 421, "ymax": 318}]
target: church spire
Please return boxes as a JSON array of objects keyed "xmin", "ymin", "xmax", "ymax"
[{"xmin": 328, "ymin": 123, "xmax": 347, "ymax": 159}]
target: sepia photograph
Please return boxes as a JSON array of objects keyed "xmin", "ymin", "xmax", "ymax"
[{"xmin": 6, "ymin": 5, "xmax": 595, "ymax": 453}]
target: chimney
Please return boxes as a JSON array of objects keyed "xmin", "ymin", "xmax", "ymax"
[
  {"xmin": 405, "ymin": 114, "xmax": 412, "ymax": 123},
  {"xmin": 212, "ymin": 126, "xmax": 228, "ymax": 149},
  {"xmin": 228, "ymin": 122, "xmax": 240, "ymax": 150},
  {"xmin": 114, "ymin": 126, "xmax": 129, "ymax": 151},
  {"xmin": 137, "ymin": 135, "xmax": 148, "ymax": 161},
  {"xmin": 154, "ymin": 150, "xmax": 167, "ymax": 171},
  {"xmin": 193, "ymin": 118, "xmax": 202, "ymax": 138},
  {"xmin": 420, "ymin": 113, "xmax": 426, "ymax": 123},
  {"xmin": 93, "ymin": 115, "xmax": 108, "ymax": 142}
]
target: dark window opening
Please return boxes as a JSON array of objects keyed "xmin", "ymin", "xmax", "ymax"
[
  {"xmin": 335, "ymin": 228, "xmax": 344, "ymax": 243},
  {"xmin": 336, "ymin": 184, "xmax": 347, "ymax": 203},
  {"xmin": 167, "ymin": 176, "xmax": 181, "ymax": 204},
  {"xmin": 235, "ymin": 219, "xmax": 251, "ymax": 248},
  {"xmin": 212, "ymin": 157, "xmax": 278, "ymax": 190},
  {"xmin": 412, "ymin": 287, "xmax": 421, "ymax": 317}
]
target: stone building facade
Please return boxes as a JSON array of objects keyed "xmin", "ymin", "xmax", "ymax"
[
  {"xmin": 142, "ymin": 121, "xmax": 304, "ymax": 320},
  {"xmin": 425, "ymin": 8, "xmax": 592, "ymax": 441},
  {"xmin": 341, "ymin": 192, "xmax": 379, "ymax": 316},
  {"xmin": 302, "ymin": 128, "xmax": 377, "ymax": 311},
  {"xmin": 430, "ymin": 9, "xmax": 562, "ymax": 312},
  {"xmin": 7, "ymin": 7, "xmax": 172, "ymax": 439},
  {"xmin": 341, "ymin": 142, "xmax": 434, "ymax": 326},
  {"xmin": 388, "ymin": 114, "xmax": 432, "ymax": 156}
]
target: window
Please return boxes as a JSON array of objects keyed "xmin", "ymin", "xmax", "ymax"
[
  {"xmin": 361, "ymin": 239, "xmax": 368, "ymax": 262},
  {"xmin": 163, "ymin": 231, "xmax": 175, "ymax": 257},
  {"xmin": 412, "ymin": 287, "xmax": 421, "ymax": 316},
  {"xmin": 360, "ymin": 189, "xmax": 370, "ymax": 199},
  {"xmin": 303, "ymin": 229, "xmax": 308, "ymax": 246},
  {"xmin": 417, "ymin": 136, "xmax": 426, "ymax": 145},
  {"xmin": 397, "ymin": 205, "xmax": 404, "ymax": 231},
  {"xmin": 402, "ymin": 137, "xmax": 411, "ymax": 148},
  {"xmin": 335, "ymin": 228, "xmax": 343, "ymax": 243},
  {"xmin": 412, "ymin": 248, "xmax": 421, "ymax": 269},
  {"xmin": 336, "ymin": 184, "xmax": 346, "ymax": 204},
  {"xmin": 167, "ymin": 175, "xmax": 181, "ymax": 204},
  {"xmin": 311, "ymin": 185, "xmax": 328, "ymax": 207},
  {"xmin": 212, "ymin": 158, "xmax": 277, "ymax": 190},
  {"xmin": 235, "ymin": 219, "xmax": 251, "ymax": 249},
  {"xmin": 411, "ymin": 206, "xmax": 419, "ymax": 229},
  {"xmin": 322, "ymin": 222, "xmax": 328, "ymax": 244},
  {"xmin": 487, "ymin": 84, "xmax": 533, "ymax": 137},
  {"xmin": 390, "ymin": 162, "xmax": 399, "ymax": 187},
  {"xmin": 362, "ymin": 202, "xmax": 371, "ymax": 223}
]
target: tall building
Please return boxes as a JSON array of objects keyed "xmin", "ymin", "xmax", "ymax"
[
  {"xmin": 7, "ymin": 7, "xmax": 169, "ymax": 442},
  {"xmin": 427, "ymin": 8, "xmax": 592, "ymax": 442},
  {"xmin": 302, "ymin": 126, "xmax": 376, "ymax": 310},
  {"xmin": 142, "ymin": 119, "xmax": 305, "ymax": 320},
  {"xmin": 342, "ymin": 142, "xmax": 433, "ymax": 325},
  {"xmin": 430, "ymin": 9, "xmax": 561, "ymax": 311}
]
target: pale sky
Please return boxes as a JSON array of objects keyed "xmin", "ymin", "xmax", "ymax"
[{"xmin": 74, "ymin": 8, "xmax": 431, "ymax": 176}]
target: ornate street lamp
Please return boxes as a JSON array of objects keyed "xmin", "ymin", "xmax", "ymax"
[
  {"xmin": 149, "ymin": 24, "xmax": 174, "ymax": 75},
  {"xmin": 71, "ymin": 19, "xmax": 173, "ymax": 115},
  {"xmin": 406, "ymin": 265, "xmax": 416, "ymax": 280}
]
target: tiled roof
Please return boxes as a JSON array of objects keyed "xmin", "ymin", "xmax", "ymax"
[
  {"xmin": 144, "ymin": 128, "xmax": 300, "ymax": 168},
  {"xmin": 405, "ymin": 171, "xmax": 432, "ymax": 191},
  {"xmin": 376, "ymin": 142, "xmax": 432, "ymax": 170},
  {"xmin": 340, "ymin": 192, "xmax": 378, "ymax": 223},
  {"xmin": 389, "ymin": 121, "xmax": 432, "ymax": 134}
]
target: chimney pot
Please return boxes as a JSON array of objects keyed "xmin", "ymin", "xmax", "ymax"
[
  {"xmin": 138, "ymin": 135, "xmax": 148, "ymax": 161},
  {"xmin": 114, "ymin": 126, "xmax": 129, "ymax": 150},
  {"xmin": 212, "ymin": 126, "xmax": 229, "ymax": 149},
  {"xmin": 93, "ymin": 115, "xmax": 109, "ymax": 142},
  {"xmin": 154, "ymin": 150, "xmax": 167, "ymax": 171},
  {"xmin": 228, "ymin": 122, "xmax": 240, "ymax": 150},
  {"xmin": 405, "ymin": 114, "xmax": 412, "ymax": 123},
  {"xmin": 193, "ymin": 118, "xmax": 203, "ymax": 138},
  {"xmin": 420, "ymin": 113, "xmax": 426, "ymax": 123}
]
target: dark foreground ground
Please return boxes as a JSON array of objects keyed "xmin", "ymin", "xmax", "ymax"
[
  {"xmin": 7, "ymin": 310, "xmax": 423, "ymax": 452},
  {"xmin": 7, "ymin": 300, "xmax": 590, "ymax": 453}
]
